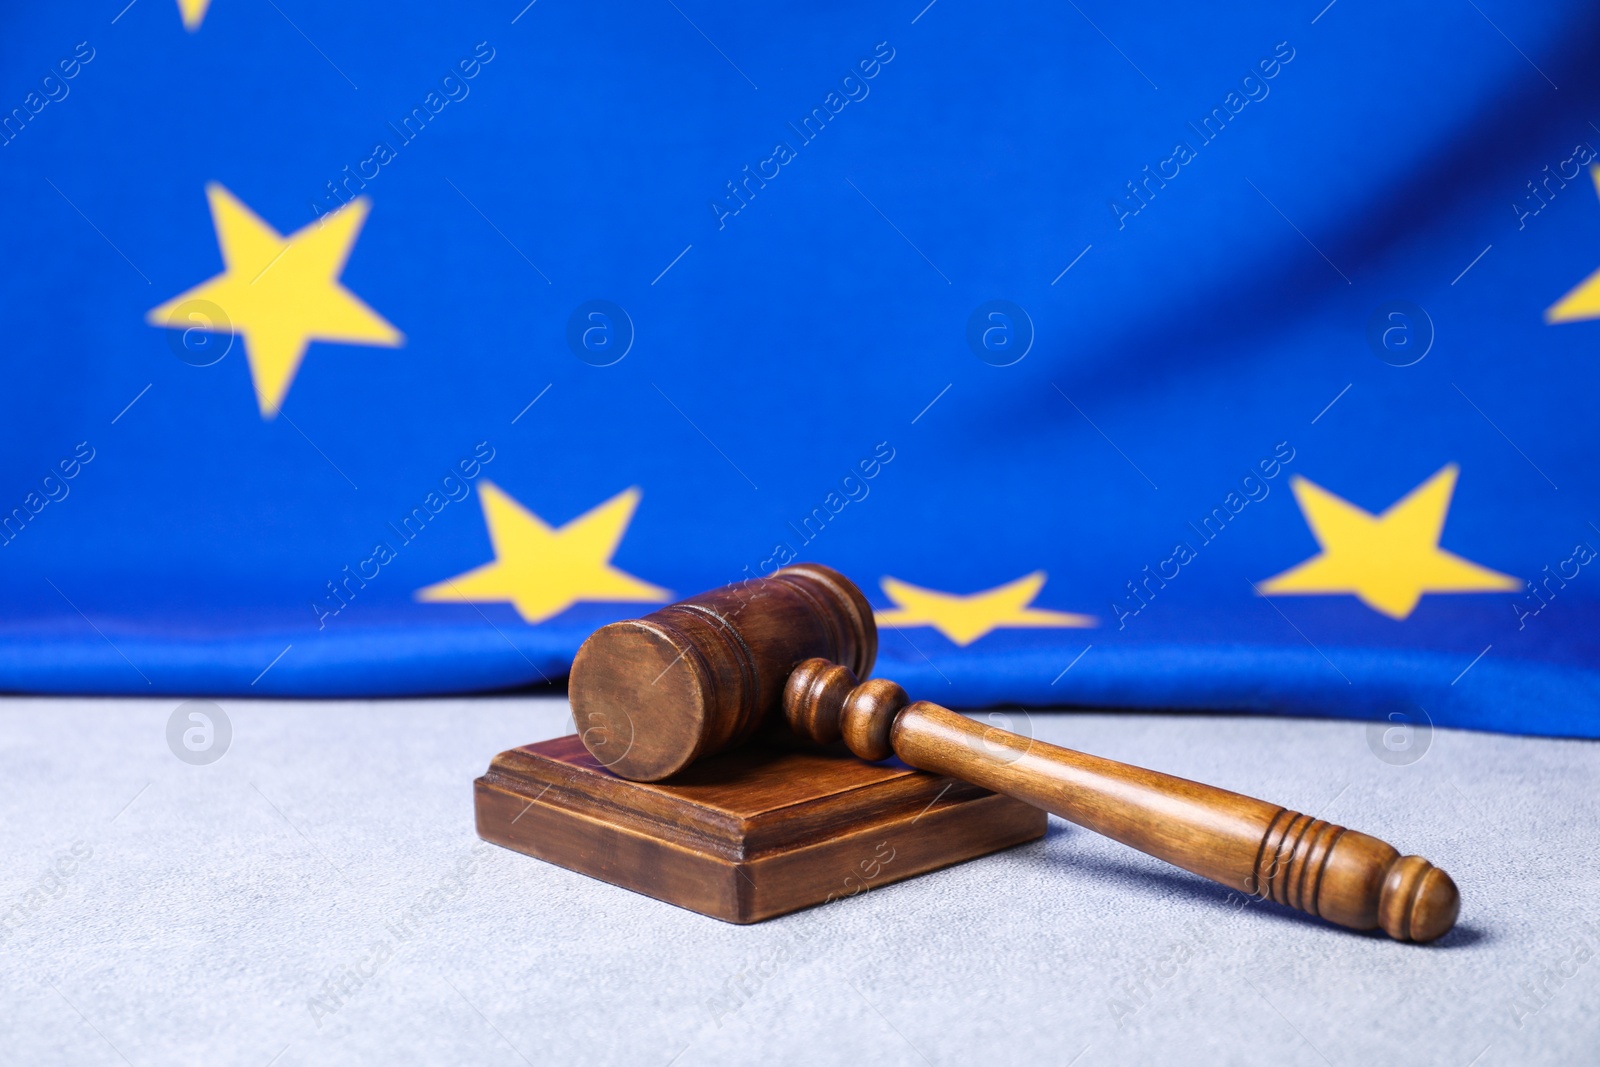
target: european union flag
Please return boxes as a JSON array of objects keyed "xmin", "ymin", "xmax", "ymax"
[{"xmin": 3, "ymin": 1, "xmax": 1598, "ymax": 739}]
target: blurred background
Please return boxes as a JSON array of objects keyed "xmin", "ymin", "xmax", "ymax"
[{"xmin": 2, "ymin": 0, "xmax": 1598, "ymax": 739}]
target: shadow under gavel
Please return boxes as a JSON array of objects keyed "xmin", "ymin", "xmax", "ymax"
[{"xmin": 569, "ymin": 564, "xmax": 1459, "ymax": 942}]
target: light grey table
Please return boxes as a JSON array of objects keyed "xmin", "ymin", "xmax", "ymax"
[{"xmin": 1, "ymin": 696, "xmax": 1596, "ymax": 1066}]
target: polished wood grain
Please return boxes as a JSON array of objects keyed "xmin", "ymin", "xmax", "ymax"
[
  {"xmin": 475, "ymin": 734, "xmax": 1046, "ymax": 923},
  {"xmin": 783, "ymin": 657, "xmax": 1460, "ymax": 942},
  {"xmin": 561, "ymin": 566, "xmax": 1460, "ymax": 940},
  {"xmin": 568, "ymin": 564, "xmax": 875, "ymax": 781}
]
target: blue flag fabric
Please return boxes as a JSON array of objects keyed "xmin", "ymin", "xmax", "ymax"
[{"xmin": 3, "ymin": 1, "xmax": 1599, "ymax": 739}]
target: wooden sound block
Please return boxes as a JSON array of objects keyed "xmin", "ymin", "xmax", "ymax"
[{"xmin": 475, "ymin": 734, "xmax": 1047, "ymax": 923}]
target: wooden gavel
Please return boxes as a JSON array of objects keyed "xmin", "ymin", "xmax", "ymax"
[{"xmin": 568, "ymin": 564, "xmax": 1459, "ymax": 942}]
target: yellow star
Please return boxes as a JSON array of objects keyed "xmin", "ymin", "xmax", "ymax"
[
  {"xmin": 147, "ymin": 183, "xmax": 402, "ymax": 419},
  {"xmin": 1547, "ymin": 165, "xmax": 1600, "ymax": 324},
  {"xmin": 416, "ymin": 482, "xmax": 671, "ymax": 625},
  {"xmin": 177, "ymin": 0, "xmax": 211, "ymax": 31},
  {"xmin": 875, "ymin": 571, "xmax": 1094, "ymax": 646},
  {"xmin": 1257, "ymin": 464, "xmax": 1518, "ymax": 620}
]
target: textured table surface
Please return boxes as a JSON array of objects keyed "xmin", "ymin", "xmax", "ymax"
[{"xmin": 1, "ymin": 695, "xmax": 1596, "ymax": 1067}]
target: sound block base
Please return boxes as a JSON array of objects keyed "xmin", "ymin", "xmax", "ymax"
[{"xmin": 475, "ymin": 734, "xmax": 1047, "ymax": 923}]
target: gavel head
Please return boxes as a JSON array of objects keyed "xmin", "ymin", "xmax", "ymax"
[{"xmin": 568, "ymin": 564, "xmax": 877, "ymax": 781}]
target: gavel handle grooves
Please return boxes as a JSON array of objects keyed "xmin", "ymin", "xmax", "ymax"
[
  {"xmin": 784, "ymin": 660, "xmax": 1459, "ymax": 942},
  {"xmin": 894, "ymin": 702, "xmax": 1458, "ymax": 940}
]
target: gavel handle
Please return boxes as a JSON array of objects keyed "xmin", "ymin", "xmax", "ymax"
[{"xmin": 891, "ymin": 701, "xmax": 1458, "ymax": 941}]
